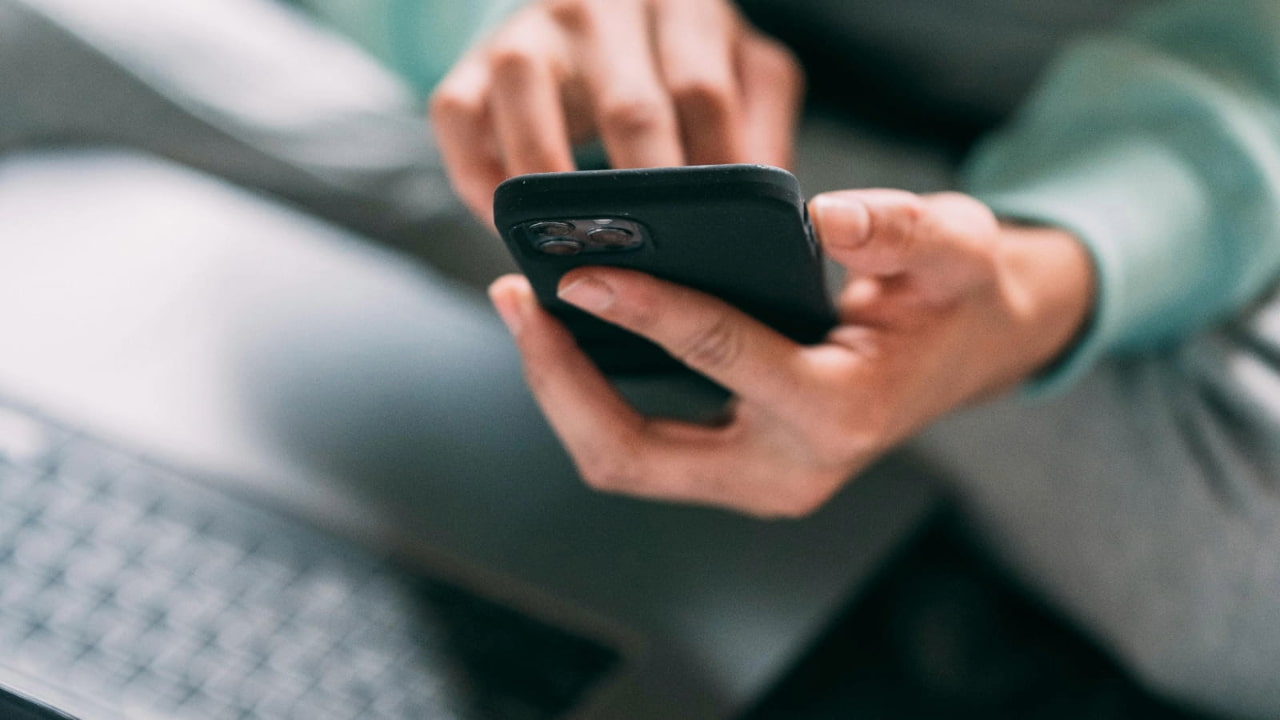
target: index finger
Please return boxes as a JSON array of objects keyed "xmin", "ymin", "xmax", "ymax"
[
  {"xmin": 429, "ymin": 56, "xmax": 508, "ymax": 223},
  {"xmin": 489, "ymin": 275, "xmax": 808, "ymax": 514},
  {"xmin": 555, "ymin": 267, "xmax": 814, "ymax": 418},
  {"xmin": 489, "ymin": 274, "xmax": 648, "ymax": 457}
]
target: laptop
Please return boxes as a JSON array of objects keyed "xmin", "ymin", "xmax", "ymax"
[
  {"xmin": 0, "ymin": 397, "xmax": 637, "ymax": 720},
  {"xmin": 0, "ymin": 148, "xmax": 940, "ymax": 719}
]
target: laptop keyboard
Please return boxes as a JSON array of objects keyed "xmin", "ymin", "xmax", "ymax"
[{"xmin": 0, "ymin": 406, "xmax": 618, "ymax": 720}]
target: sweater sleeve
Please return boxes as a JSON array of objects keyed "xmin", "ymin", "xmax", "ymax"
[
  {"xmin": 290, "ymin": 0, "xmax": 529, "ymax": 101},
  {"xmin": 963, "ymin": 0, "xmax": 1280, "ymax": 395}
]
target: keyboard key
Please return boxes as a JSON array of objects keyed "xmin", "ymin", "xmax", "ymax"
[{"xmin": 0, "ymin": 407, "xmax": 620, "ymax": 720}]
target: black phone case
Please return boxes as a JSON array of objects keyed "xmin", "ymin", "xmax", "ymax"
[{"xmin": 494, "ymin": 164, "xmax": 837, "ymax": 373}]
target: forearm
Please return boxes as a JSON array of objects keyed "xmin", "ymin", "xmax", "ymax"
[{"xmin": 965, "ymin": 0, "xmax": 1280, "ymax": 393}]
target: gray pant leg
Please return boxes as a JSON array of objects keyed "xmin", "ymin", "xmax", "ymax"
[
  {"xmin": 918, "ymin": 295, "xmax": 1280, "ymax": 719},
  {"xmin": 0, "ymin": 146, "xmax": 736, "ymax": 573},
  {"xmin": 0, "ymin": 146, "xmax": 602, "ymax": 563}
]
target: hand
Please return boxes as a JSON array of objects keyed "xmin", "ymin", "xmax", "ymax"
[
  {"xmin": 488, "ymin": 190, "xmax": 1095, "ymax": 518},
  {"xmin": 429, "ymin": 0, "xmax": 804, "ymax": 223}
]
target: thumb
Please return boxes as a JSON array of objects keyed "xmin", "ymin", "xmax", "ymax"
[{"xmin": 809, "ymin": 189, "xmax": 928, "ymax": 277}]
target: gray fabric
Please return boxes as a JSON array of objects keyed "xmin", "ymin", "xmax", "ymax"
[{"xmin": 919, "ymin": 293, "xmax": 1280, "ymax": 719}]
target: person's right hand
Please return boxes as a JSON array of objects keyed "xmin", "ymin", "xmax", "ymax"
[
  {"xmin": 487, "ymin": 190, "xmax": 1096, "ymax": 517},
  {"xmin": 429, "ymin": 0, "xmax": 805, "ymax": 223}
]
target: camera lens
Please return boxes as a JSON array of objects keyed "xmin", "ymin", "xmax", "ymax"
[
  {"xmin": 586, "ymin": 226, "xmax": 637, "ymax": 249},
  {"xmin": 535, "ymin": 238, "xmax": 584, "ymax": 256},
  {"xmin": 528, "ymin": 221, "xmax": 575, "ymax": 238}
]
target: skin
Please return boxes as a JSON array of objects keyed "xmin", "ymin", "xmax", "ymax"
[
  {"xmin": 488, "ymin": 192, "xmax": 1094, "ymax": 517},
  {"xmin": 432, "ymin": 0, "xmax": 1097, "ymax": 517},
  {"xmin": 430, "ymin": 0, "xmax": 802, "ymax": 222}
]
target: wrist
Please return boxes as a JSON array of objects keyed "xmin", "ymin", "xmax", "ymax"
[{"xmin": 992, "ymin": 221, "xmax": 1097, "ymax": 389}]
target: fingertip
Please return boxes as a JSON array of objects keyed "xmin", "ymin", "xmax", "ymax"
[
  {"xmin": 807, "ymin": 193, "xmax": 837, "ymax": 221},
  {"xmin": 809, "ymin": 192, "xmax": 870, "ymax": 252},
  {"xmin": 491, "ymin": 271, "xmax": 531, "ymax": 291},
  {"xmin": 557, "ymin": 273, "xmax": 616, "ymax": 313},
  {"xmin": 489, "ymin": 274, "xmax": 534, "ymax": 335}
]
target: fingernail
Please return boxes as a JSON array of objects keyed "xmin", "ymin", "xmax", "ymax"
[
  {"xmin": 558, "ymin": 275, "xmax": 615, "ymax": 312},
  {"xmin": 809, "ymin": 194, "xmax": 837, "ymax": 215},
  {"xmin": 809, "ymin": 193, "xmax": 869, "ymax": 247},
  {"xmin": 809, "ymin": 194, "xmax": 840, "ymax": 229}
]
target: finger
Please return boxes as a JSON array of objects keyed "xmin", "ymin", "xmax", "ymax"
[
  {"xmin": 809, "ymin": 189, "xmax": 928, "ymax": 277},
  {"xmin": 736, "ymin": 31, "xmax": 804, "ymax": 169},
  {"xmin": 430, "ymin": 57, "xmax": 508, "ymax": 223},
  {"xmin": 554, "ymin": 267, "xmax": 811, "ymax": 414},
  {"xmin": 489, "ymin": 274, "xmax": 649, "ymax": 462},
  {"xmin": 493, "ymin": 274, "xmax": 842, "ymax": 517},
  {"xmin": 812, "ymin": 190, "xmax": 1003, "ymax": 284},
  {"xmin": 490, "ymin": 275, "xmax": 749, "ymax": 507},
  {"xmin": 564, "ymin": 0, "xmax": 685, "ymax": 168},
  {"xmin": 652, "ymin": 0, "xmax": 746, "ymax": 165},
  {"xmin": 488, "ymin": 276, "xmax": 753, "ymax": 509},
  {"xmin": 486, "ymin": 21, "xmax": 577, "ymax": 176}
]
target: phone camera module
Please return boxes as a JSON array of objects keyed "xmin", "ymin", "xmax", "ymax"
[
  {"xmin": 528, "ymin": 221, "xmax": 576, "ymax": 238},
  {"xmin": 534, "ymin": 238, "xmax": 584, "ymax": 256},
  {"xmin": 521, "ymin": 218, "xmax": 646, "ymax": 255},
  {"xmin": 586, "ymin": 226, "xmax": 638, "ymax": 249}
]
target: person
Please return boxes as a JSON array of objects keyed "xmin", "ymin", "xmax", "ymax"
[{"xmin": 424, "ymin": 1, "xmax": 1280, "ymax": 717}]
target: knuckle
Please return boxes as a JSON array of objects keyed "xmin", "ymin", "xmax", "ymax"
[
  {"xmin": 751, "ymin": 34, "xmax": 804, "ymax": 86},
  {"xmin": 547, "ymin": 0, "xmax": 591, "ymax": 30},
  {"xmin": 428, "ymin": 86, "xmax": 480, "ymax": 122},
  {"xmin": 882, "ymin": 193, "xmax": 927, "ymax": 248},
  {"xmin": 893, "ymin": 192, "xmax": 928, "ymax": 225},
  {"xmin": 674, "ymin": 315, "xmax": 742, "ymax": 373},
  {"xmin": 668, "ymin": 76, "xmax": 734, "ymax": 120},
  {"xmin": 600, "ymin": 97, "xmax": 668, "ymax": 138},
  {"xmin": 577, "ymin": 451, "xmax": 642, "ymax": 493},
  {"xmin": 930, "ymin": 191, "xmax": 1000, "ymax": 233},
  {"xmin": 487, "ymin": 42, "xmax": 541, "ymax": 77}
]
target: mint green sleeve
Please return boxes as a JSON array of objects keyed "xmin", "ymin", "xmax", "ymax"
[
  {"xmin": 290, "ymin": 0, "xmax": 529, "ymax": 101},
  {"xmin": 963, "ymin": 1, "xmax": 1280, "ymax": 395}
]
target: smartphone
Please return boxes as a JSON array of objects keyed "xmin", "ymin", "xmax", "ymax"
[{"xmin": 493, "ymin": 164, "xmax": 837, "ymax": 374}]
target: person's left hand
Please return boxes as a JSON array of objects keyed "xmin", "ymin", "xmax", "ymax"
[
  {"xmin": 429, "ymin": 0, "xmax": 803, "ymax": 224},
  {"xmin": 488, "ymin": 189, "xmax": 1095, "ymax": 517}
]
